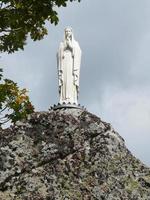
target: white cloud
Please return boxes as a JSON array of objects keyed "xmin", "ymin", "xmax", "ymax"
[{"xmin": 88, "ymin": 85, "xmax": 150, "ymax": 166}]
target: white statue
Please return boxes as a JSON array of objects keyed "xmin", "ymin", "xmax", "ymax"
[{"xmin": 57, "ymin": 27, "xmax": 82, "ymax": 105}]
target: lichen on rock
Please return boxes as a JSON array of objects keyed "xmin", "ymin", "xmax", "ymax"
[{"xmin": 0, "ymin": 108, "xmax": 150, "ymax": 199}]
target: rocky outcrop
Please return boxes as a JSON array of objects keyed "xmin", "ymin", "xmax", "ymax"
[{"xmin": 0, "ymin": 108, "xmax": 150, "ymax": 200}]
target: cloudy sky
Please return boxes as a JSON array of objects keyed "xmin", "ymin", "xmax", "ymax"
[{"xmin": 1, "ymin": 0, "xmax": 150, "ymax": 165}]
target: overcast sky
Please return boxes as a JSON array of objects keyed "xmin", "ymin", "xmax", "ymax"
[{"xmin": 1, "ymin": 0, "xmax": 150, "ymax": 165}]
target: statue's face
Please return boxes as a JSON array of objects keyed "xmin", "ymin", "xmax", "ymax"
[{"xmin": 65, "ymin": 28, "xmax": 72, "ymax": 38}]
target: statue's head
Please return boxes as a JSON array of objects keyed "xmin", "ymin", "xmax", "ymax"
[{"xmin": 64, "ymin": 27, "xmax": 73, "ymax": 39}]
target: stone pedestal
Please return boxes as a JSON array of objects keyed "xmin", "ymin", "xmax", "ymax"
[{"xmin": 50, "ymin": 103, "xmax": 86, "ymax": 110}]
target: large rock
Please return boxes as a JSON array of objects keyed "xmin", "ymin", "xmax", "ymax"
[{"xmin": 0, "ymin": 108, "xmax": 150, "ymax": 200}]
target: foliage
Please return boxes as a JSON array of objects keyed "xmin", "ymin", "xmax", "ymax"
[
  {"xmin": 0, "ymin": 0, "xmax": 81, "ymax": 53},
  {"xmin": 0, "ymin": 69, "xmax": 34, "ymax": 126}
]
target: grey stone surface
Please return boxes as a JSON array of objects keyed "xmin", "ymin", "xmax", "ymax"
[{"xmin": 0, "ymin": 109, "xmax": 150, "ymax": 199}]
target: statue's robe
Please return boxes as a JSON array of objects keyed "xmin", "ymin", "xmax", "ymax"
[{"xmin": 57, "ymin": 39, "xmax": 81, "ymax": 104}]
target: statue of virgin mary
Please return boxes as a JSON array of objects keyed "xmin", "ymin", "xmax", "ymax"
[{"xmin": 57, "ymin": 27, "xmax": 82, "ymax": 105}]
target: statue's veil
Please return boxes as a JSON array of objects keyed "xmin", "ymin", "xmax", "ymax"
[{"xmin": 63, "ymin": 27, "xmax": 75, "ymax": 42}]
